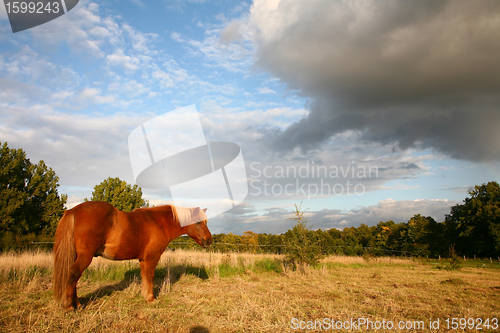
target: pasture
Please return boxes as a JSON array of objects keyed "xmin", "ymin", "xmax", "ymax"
[{"xmin": 0, "ymin": 250, "xmax": 499, "ymax": 332}]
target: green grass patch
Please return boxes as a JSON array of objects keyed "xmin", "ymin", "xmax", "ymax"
[
  {"xmin": 323, "ymin": 262, "xmax": 366, "ymax": 269},
  {"xmin": 217, "ymin": 263, "xmax": 246, "ymax": 277},
  {"xmin": 81, "ymin": 263, "xmax": 138, "ymax": 282},
  {"xmin": 0, "ymin": 266, "xmax": 51, "ymax": 283},
  {"xmin": 429, "ymin": 258, "xmax": 500, "ymax": 271},
  {"xmin": 252, "ymin": 258, "xmax": 283, "ymax": 274}
]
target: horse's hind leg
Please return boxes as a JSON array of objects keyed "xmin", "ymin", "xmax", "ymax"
[
  {"xmin": 139, "ymin": 253, "xmax": 161, "ymax": 302},
  {"xmin": 64, "ymin": 252, "xmax": 93, "ymax": 310}
]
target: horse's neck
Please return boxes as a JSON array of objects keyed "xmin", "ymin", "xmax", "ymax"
[{"xmin": 156, "ymin": 206, "xmax": 185, "ymax": 241}]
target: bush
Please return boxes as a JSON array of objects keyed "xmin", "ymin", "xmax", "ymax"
[
  {"xmin": 284, "ymin": 203, "xmax": 323, "ymax": 271},
  {"xmin": 445, "ymin": 246, "xmax": 461, "ymax": 271},
  {"xmin": 445, "ymin": 256, "xmax": 461, "ymax": 271}
]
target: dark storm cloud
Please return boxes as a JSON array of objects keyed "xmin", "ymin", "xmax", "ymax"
[{"xmin": 248, "ymin": 0, "xmax": 500, "ymax": 161}]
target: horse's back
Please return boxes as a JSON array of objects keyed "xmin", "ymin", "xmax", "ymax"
[
  {"xmin": 71, "ymin": 201, "xmax": 117, "ymax": 233},
  {"xmin": 69, "ymin": 201, "xmax": 167, "ymax": 260}
]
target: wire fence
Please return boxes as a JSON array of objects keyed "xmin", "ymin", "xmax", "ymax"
[
  {"xmin": 0, "ymin": 240, "xmax": 417, "ymax": 256},
  {"xmin": 167, "ymin": 241, "xmax": 417, "ymax": 257},
  {"xmin": 2, "ymin": 241, "xmax": 498, "ymax": 261}
]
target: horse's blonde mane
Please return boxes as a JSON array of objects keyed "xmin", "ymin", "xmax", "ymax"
[
  {"xmin": 173, "ymin": 206, "xmax": 192, "ymax": 227},
  {"xmin": 172, "ymin": 206, "xmax": 208, "ymax": 227}
]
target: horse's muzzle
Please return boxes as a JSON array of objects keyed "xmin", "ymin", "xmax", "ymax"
[{"xmin": 202, "ymin": 238, "xmax": 213, "ymax": 248}]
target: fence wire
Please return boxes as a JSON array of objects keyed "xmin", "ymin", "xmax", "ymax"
[{"xmin": 0, "ymin": 240, "xmax": 415, "ymax": 256}]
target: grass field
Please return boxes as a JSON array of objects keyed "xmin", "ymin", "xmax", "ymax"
[{"xmin": 0, "ymin": 250, "xmax": 499, "ymax": 332}]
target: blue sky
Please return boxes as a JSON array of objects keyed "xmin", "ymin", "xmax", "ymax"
[{"xmin": 1, "ymin": 0, "xmax": 499, "ymax": 234}]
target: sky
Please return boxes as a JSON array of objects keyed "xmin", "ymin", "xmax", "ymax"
[{"xmin": 1, "ymin": 0, "xmax": 499, "ymax": 235}]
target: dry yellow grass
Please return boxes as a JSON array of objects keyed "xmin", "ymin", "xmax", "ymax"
[
  {"xmin": 0, "ymin": 250, "xmax": 499, "ymax": 332},
  {"xmin": 0, "ymin": 250, "xmax": 53, "ymax": 270}
]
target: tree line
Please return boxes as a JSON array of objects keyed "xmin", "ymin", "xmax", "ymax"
[{"xmin": 1, "ymin": 142, "xmax": 499, "ymax": 258}]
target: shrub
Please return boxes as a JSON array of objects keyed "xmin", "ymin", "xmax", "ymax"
[
  {"xmin": 445, "ymin": 246, "xmax": 461, "ymax": 271},
  {"xmin": 284, "ymin": 203, "xmax": 324, "ymax": 271}
]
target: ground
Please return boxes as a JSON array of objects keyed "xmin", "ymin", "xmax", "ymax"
[{"xmin": 0, "ymin": 250, "xmax": 499, "ymax": 332}]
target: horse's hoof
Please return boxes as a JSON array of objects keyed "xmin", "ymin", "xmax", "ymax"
[{"xmin": 63, "ymin": 305, "xmax": 75, "ymax": 312}]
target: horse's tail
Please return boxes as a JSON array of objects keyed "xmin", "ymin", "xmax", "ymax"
[{"xmin": 53, "ymin": 210, "xmax": 76, "ymax": 302}]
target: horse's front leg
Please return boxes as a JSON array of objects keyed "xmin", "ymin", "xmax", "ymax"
[{"xmin": 139, "ymin": 254, "xmax": 161, "ymax": 302}]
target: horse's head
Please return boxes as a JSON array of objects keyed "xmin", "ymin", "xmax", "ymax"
[{"xmin": 182, "ymin": 207, "xmax": 213, "ymax": 248}]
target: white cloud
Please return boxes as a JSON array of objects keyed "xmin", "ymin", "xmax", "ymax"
[
  {"xmin": 27, "ymin": 3, "xmax": 106, "ymax": 57},
  {"xmin": 88, "ymin": 26, "xmax": 111, "ymax": 39},
  {"xmin": 106, "ymin": 49, "xmax": 140, "ymax": 73},
  {"xmin": 108, "ymin": 80, "xmax": 149, "ymax": 97},
  {"xmin": 0, "ymin": 105, "xmax": 149, "ymax": 189},
  {"xmin": 152, "ymin": 69, "xmax": 175, "ymax": 88},
  {"xmin": 0, "ymin": 1, "xmax": 204, "ymax": 111},
  {"xmin": 324, "ymin": 198, "xmax": 454, "ymax": 226},
  {"xmin": 172, "ymin": 25, "xmax": 254, "ymax": 73},
  {"xmin": 257, "ymin": 87, "xmax": 276, "ymax": 94},
  {"xmin": 1, "ymin": 46, "xmax": 81, "ymax": 89},
  {"xmin": 122, "ymin": 24, "xmax": 157, "ymax": 54},
  {"xmin": 78, "ymin": 88, "xmax": 116, "ymax": 104}
]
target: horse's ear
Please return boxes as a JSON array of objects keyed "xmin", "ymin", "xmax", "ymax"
[
  {"xmin": 193, "ymin": 207, "xmax": 200, "ymax": 215},
  {"xmin": 203, "ymin": 208, "xmax": 207, "ymax": 213}
]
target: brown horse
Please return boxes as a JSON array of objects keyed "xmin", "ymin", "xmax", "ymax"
[{"xmin": 53, "ymin": 201, "xmax": 212, "ymax": 310}]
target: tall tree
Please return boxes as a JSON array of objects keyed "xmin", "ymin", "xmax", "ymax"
[
  {"xmin": 0, "ymin": 142, "xmax": 67, "ymax": 236},
  {"xmin": 399, "ymin": 215, "xmax": 437, "ymax": 257},
  {"xmin": 446, "ymin": 181, "xmax": 500, "ymax": 257},
  {"xmin": 355, "ymin": 223, "xmax": 373, "ymax": 248},
  {"xmin": 241, "ymin": 231, "xmax": 259, "ymax": 253},
  {"xmin": 85, "ymin": 177, "xmax": 148, "ymax": 212},
  {"xmin": 369, "ymin": 221, "xmax": 396, "ymax": 255}
]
